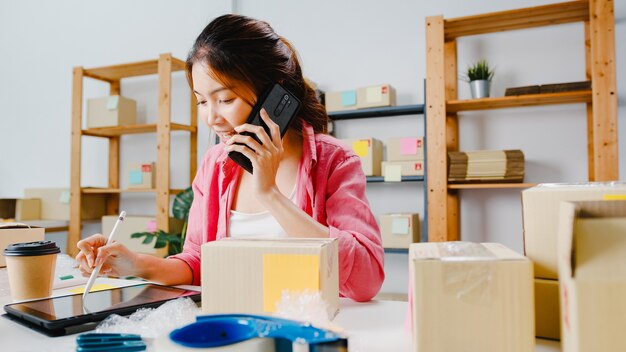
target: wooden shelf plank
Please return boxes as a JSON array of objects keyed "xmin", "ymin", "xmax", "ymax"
[
  {"xmin": 83, "ymin": 56, "xmax": 185, "ymax": 81},
  {"xmin": 444, "ymin": 1, "xmax": 589, "ymax": 39},
  {"xmin": 328, "ymin": 105, "xmax": 425, "ymax": 120},
  {"xmin": 447, "ymin": 90, "xmax": 591, "ymax": 112},
  {"xmin": 82, "ymin": 123, "xmax": 196, "ymax": 137},
  {"xmin": 81, "ymin": 188, "xmax": 185, "ymax": 194},
  {"xmin": 448, "ymin": 183, "xmax": 537, "ymax": 189}
]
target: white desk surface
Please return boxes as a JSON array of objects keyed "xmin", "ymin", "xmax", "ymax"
[{"xmin": 0, "ymin": 269, "xmax": 561, "ymax": 352}]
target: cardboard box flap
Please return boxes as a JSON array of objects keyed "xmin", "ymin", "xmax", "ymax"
[
  {"xmin": 212, "ymin": 238, "xmax": 335, "ymax": 249},
  {"xmin": 559, "ymin": 200, "xmax": 626, "ymax": 280},
  {"xmin": 0, "ymin": 222, "xmax": 42, "ymax": 230},
  {"xmin": 411, "ymin": 242, "xmax": 526, "ymax": 261}
]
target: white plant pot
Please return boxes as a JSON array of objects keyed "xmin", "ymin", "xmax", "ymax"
[{"xmin": 470, "ymin": 80, "xmax": 491, "ymax": 99}]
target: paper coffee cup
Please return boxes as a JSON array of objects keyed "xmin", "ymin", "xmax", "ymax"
[{"xmin": 3, "ymin": 241, "xmax": 60, "ymax": 301}]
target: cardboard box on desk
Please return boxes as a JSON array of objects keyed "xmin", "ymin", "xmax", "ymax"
[
  {"xmin": 23, "ymin": 188, "xmax": 107, "ymax": 221},
  {"xmin": 386, "ymin": 137, "xmax": 424, "ymax": 161},
  {"xmin": 380, "ymin": 213, "xmax": 419, "ymax": 248},
  {"xmin": 127, "ymin": 163, "xmax": 156, "ymax": 189},
  {"xmin": 410, "ymin": 242, "xmax": 534, "ymax": 352},
  {"xmin": 522, "ymin": 182, "xmax": 626, "ymax": 280},
  {"xmin": 356, "ymin": 84, "xmax": 396, "ymax": 109},
  {"xmin": 535, "ymin": 278, "xmax": 561, "ymax": 340},
  {"xmin": 202, "ymin": 238, "xmax": 339, "ymax": 317},
  {"xmin": 558, "ymin": 200, "xmax": 626, "ymax": 351},
  {"xmin": 341, "ymin": 138, "xmax": 383, "ymax": 176},
  {"xmin": 0, "ymin": 224, "xmax": 45, "ymax": 267},
  {"xmin": 87, "ymin": 95, "xmax": 136, "ymax": 128},
  {"xmin": 0, "ymin": 199, "xmax": 41, "ymax": 221},
  {"xmin": 102, "ymin": 215, "xmax": 183, "ymax": 257}
]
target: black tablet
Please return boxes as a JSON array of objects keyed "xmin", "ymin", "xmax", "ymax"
[{"xmin": 3, "ymin": 283, "xmax": 200, "ymax": 335}]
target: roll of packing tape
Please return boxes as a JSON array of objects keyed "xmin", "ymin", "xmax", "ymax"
[{"xmin": 154, "ymin": 334, "xmax": 276, "ymax": 352}]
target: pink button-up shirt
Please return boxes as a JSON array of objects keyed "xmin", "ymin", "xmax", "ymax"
[{"xmin": 170, "ymin": 123, "xmax": 385, "ymax": 302}]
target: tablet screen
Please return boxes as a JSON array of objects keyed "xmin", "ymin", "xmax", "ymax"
[{"xmin": 5, "ymin": 284, "xmax": 200, "ymax": 325}]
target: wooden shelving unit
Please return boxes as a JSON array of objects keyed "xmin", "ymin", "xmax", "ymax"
[
  {"xmin": 68, "ymin": 53, "xmax": 197, "ymax": 256},
  {"xmin": 425, "ymin": 0, "xmax": 618, "ymax": 242}
]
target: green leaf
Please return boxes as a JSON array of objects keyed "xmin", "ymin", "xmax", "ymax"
[
  {"xmin": 154, "ymin": 235, "xmax": 168, "ymax": 249},
  {"xmin": 172, "ymin": 187, "xmax": 194, "ymax": 220},
  {"xmin": 142, "ymin": 234, "xmax": 155, "ymax": 245},
  {"xmin": 131, "ymin": 232, "xmax": 150, "ymax": 239}
]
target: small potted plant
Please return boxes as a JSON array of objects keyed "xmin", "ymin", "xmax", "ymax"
[
  {"xmin": 131, "ymin": 187, "xmax": 193, "ymax": 256},
  {"xmin": 464, "ymin": 59, "xmax": 495, "ymax": 99}
]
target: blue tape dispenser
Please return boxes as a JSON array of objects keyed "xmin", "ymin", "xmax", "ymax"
[
  {"xmin": 75, "ymin": 333, "xmax": 146, "ymax": 352},
  {"xmin": 168, "ymin": 314, "xmax": 348, "ymax": 351}
]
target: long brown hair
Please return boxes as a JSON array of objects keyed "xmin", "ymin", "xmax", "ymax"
[{"xmin": 186, "ymin": 14, "xmax": 328, "ymax": 134}]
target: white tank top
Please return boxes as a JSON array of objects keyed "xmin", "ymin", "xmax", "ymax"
[{"xmin": 229, "ymin": 186, "xmax": 297, "ymax": 238}]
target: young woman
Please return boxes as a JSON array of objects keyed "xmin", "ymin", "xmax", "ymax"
[{"xmin": 76, "ymin": 14, "xmax": 384, "ymax": 302}]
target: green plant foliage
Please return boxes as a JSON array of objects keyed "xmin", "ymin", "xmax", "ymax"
[
  {"xmin": 130, "ymin": 187, "xmax": 194, "ymax": 257},
  {"xmin": 465, "ymin": 59, "xmax": 495, "ymax": 82}
]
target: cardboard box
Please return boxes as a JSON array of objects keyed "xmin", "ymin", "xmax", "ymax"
[
  {"xmin": 202, "ymin": 238, "xmax": 339, "ymax": 317},
  {"xmin": 534, "ymin": 278, "xmax": 561, "ymax": 340},
  {"xmin": 23, "ymin": 188, "xmax": 107, "ymax": 221},
  {"xmin": 410, "ymin": 242, "xmax": 534, "ymax": 352},
  {"xmin": 325, "ymin": 90, "xmax": 357, "ymax": 112},
  {"xmin": 102, "ymin": 215, "xmax": 183, "ymax": 257},
  {"xmin": 356, "ymin": 84, "xmax": 396, "ymax": 109},
  {"xmin": 127, "ymin": 163, "xmax": 156, "ymax": 189},
  {"xmin": 386, "ymin": 137, "xmax": 424, "ymax": 161},
  {"xmin": 0, "ymin": 223, "xmax": 45, "ymax": 267},
  {"xmin": 381, "ymin": 161, "xmax": 424, "ymax": 179},
  {"xmin": 341, "ymin": 138, "xmax": 383, "ymax": 176},
  {"xmin": 558, "ymin": 200, "xmax": 626, "ymax": 351},
  {"xmin": 0, "ymin": 199, "xmax": 41, "ymax": 221},
  {"xmin": 380, "ymin": 213, "xmax": 419, "ymax": 248},
  {"xmin": 87, "ymin": 95, "xmax": 137, "ymax": 128},
  {"xmin": 522, "ymin": 182, "xmax": 626, "ymax": 279}
]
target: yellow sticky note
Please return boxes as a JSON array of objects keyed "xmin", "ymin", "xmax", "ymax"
[
  {"xmin": 70, "ymin": 284, "xmax": 116, "ymax": 294},
  {"xmin": 603, "ymin": 194, "xmax": 626, "ymax": 200},
  {"xmin": 384, "ymin": 164, "xmax": 402, "ymax": 182},
  {"xmin": 263, "ymin": 254, "xmax": 320, "ymax": 312},
  {"xmin": 352, "ymin": 140, "xmax": 369, "ymax": 157}
]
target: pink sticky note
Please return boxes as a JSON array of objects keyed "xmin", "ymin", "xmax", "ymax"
[
  {"xmin": 400, "ymin": 138, "xmax": 418, "ymax": 155},
  {"xmin": 146, "ymin": 219, "xmax": 157, "ymax": 232}
]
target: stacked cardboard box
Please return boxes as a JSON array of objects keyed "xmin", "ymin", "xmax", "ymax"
[
  {"xmin": 557, "ymin": 200, "xmax": 626, "ymax": 351},
  {"xmin": 202, "ymin": 238, "xmax": 339, "ymax": 317},
  {"xmin": 101, "ymin": 215, "xmax": 183, "ymax": 257},
  {"xmin": 325, "ymin": 84, "xmax": 395, "ymax": 112},
  {"xmin": 410, "ymin": 242, "xmax": 534, "ymax": 352},
  {"xmin": 381, "ymin": 137, "xmax": 424, "ymax": 181},
  {"xmin": 448, "ymin": 149, "xmax": 524, "ymax": 183},
  {"xmin": 0, "ymin": 199, "xmax": 41, "ymax": 221},
  {"xmin": 87, "ymin": 95, "xmax": 137, "ymax": 128},
  {"xmin": 522, "ymin": 182, "xmax": 626, "ymax": 340},
  {"xmin": 23, "ymin": 188, "xmax": 106, "ymax": 221},
  {"xmin": 340, "ymin": 138, "xmax": 383, "ymax": 176},
  {"xmin": 380, "ymin": 213, "xmax": 419, "ymax": 248},
  {"xmin": 127, "ymin": 163, "xmax": 156, "ymax": 189}
]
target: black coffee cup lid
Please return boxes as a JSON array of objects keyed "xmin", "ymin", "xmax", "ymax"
[{"xmin": 3, "ymin": 241, "xmax": 61, "ymax": 257}]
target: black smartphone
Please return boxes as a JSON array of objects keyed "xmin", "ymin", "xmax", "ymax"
[{"xmin": 228, "ymin": 83, "xmax": 301, "ymax": 173}]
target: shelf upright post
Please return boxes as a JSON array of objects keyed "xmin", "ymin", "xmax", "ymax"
[
  {"xmin": 189, "ymin": 77, "xmax": 198, "ymax": 184},
  {"xmin": 69, "ymin": 67, "xmax": 84, "ymax": 256},
  {"xmin": 107, "ymin": 80, "xmax": 121, "ymax": 216},
  {"xmin": 425, "ymin": 15, "xmax": 452, "ymax": 242},
  {"xmin": 156, "ymin": 53, "xmax": 173, "ymax": 232},
  {"xmin": 588, "ymin": 0, "xmax": 619, "ymax": 181}
]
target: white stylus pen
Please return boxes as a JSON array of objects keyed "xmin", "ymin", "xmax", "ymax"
[{"xmin": 82, "ymin": 211, "xmax": 126, "ymax": 300}]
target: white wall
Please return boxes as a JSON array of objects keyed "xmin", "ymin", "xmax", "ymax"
[{"xmin": 1, "ymin": 0, "xmax": 624, "ymax": 295}]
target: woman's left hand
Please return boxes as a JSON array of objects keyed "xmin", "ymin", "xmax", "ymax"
[{"xmin": 225, "ymin": 108, "xmax": 283, "ymax": 197}]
